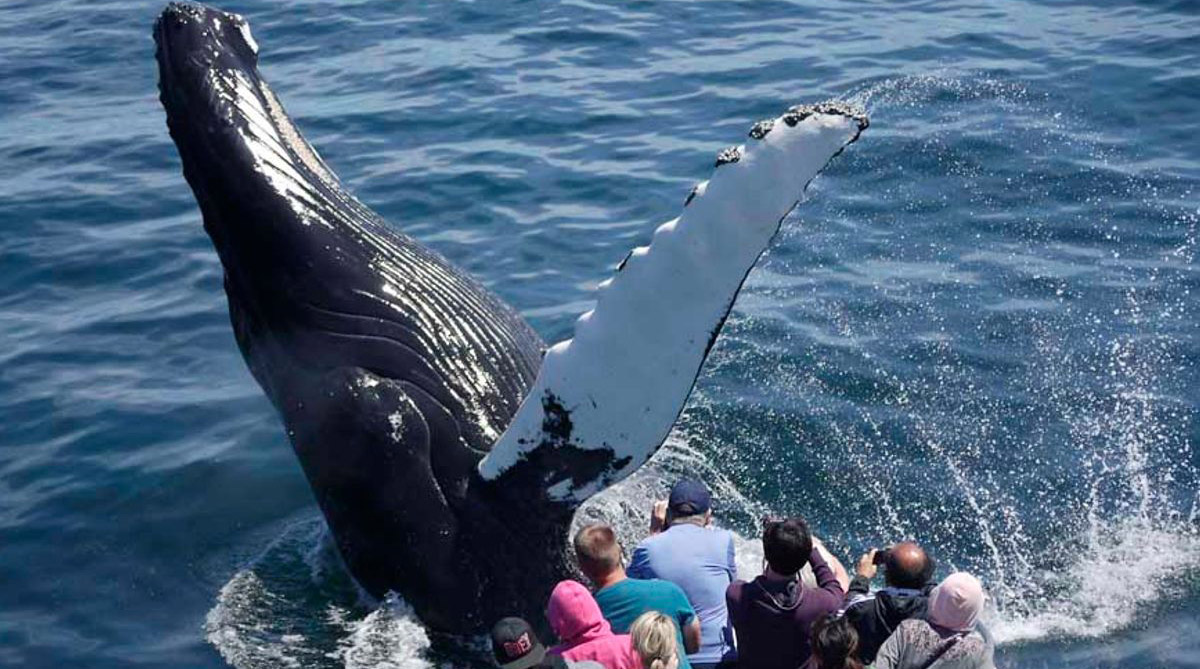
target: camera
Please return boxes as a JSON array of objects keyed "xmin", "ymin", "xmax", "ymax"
[{"xmin": 872, "ymin": 548, "xmax": 891, "ymax": 566}]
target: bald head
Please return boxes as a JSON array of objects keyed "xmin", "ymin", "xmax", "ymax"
[
  {"xmin": 886, "ymin": 541, "xmax": 932, "ymax": 589},
  {"xmin": 573, "ymin": 523, "xmax": 623, "ymax": 584}
]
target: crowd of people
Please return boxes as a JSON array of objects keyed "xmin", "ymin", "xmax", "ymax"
[{"xmin": 489, "ymin": 479, "xmax": 994, "ymax": 669}]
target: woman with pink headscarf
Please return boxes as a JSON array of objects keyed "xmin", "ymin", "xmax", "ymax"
[
  {"xmin": 546, "ymin": 580, "xmax": 642, "ymax": 669},
  {"xmin": 872, "ymin": 572, "xmax": 994, "ymax": 669}
]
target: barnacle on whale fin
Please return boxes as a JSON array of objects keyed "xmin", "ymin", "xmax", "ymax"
[
  {"xmin": 784, "ymin": 101, "xmax": 869, "ymax": 130},
  {"xmin": 749, "ymin": 119, "xmax": 775, "ymax": 140},
  {"xmin": 715, "ymin": 146, "xmax": 742, "ymax": 167}
]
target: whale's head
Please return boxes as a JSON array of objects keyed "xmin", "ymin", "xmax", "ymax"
[
  {"xmin": 155, "ymin": 2, "xmax": 541, "ymax": 426},
  {"xmin": 155, "ymin": 3, "xmax": 260, "ymax": 124},
  {"xmin": 155, "ymin": 3, "xmax": 258, "ymax": 66},
  {"xmin": 154, "ymin": 1, "xmax": 343, "ymax": 338}
]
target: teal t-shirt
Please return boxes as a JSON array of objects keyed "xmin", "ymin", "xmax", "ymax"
[{"xmin": 594, "ymin": 578, "xmax": 696, "ymax": 669}]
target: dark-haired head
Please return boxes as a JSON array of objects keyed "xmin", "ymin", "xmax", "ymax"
[
  {"xmin": 810, "ymin": 614, "xmax": 863, "ymax": 669},
  {"xmin": 884, "ymin": 541, "xmax": 934, "ymax": 590},
  {"xmin": 763, "ymin": 516, "xmax": 812, "ymax": 576}
]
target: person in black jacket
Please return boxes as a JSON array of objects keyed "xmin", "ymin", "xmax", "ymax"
[{"xmin": 840, "ymin": 542, "xmax": 935, "ymax": 664}]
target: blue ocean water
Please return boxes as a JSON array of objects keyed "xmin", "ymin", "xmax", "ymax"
[{"xmin": 1, "ymin": 0, "xmax": 1198, "ymax": 666}]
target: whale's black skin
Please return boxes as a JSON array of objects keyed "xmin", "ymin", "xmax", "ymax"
[{"xmin": 155, "ymin": 2, "xmax": 580, "ymax": 631}]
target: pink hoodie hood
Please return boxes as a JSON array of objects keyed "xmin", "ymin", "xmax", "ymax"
[
  {"xmin": 546, "ymin": 580, "xmax": 639, "ymax": 669},
  {"xmin": 547, "ymin": 580, "xmax": 613, "ymax": 645}
]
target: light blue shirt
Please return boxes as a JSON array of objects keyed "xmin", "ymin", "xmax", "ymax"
[{"xmin": 628, "ymin": 523, "xmax": 736, "ymax": 664}]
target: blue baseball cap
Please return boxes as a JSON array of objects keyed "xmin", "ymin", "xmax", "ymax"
[{"xmin": 669, "ymin": 478, "xmax": 711, "ymax": 515}]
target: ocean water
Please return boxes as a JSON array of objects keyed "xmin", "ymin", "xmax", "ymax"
[{"xmin": 1, "ymin": 0, "xmax": 1198, "ymax": 666}]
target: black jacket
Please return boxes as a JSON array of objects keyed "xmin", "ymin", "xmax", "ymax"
[{"xmin": 841, "ymin": 576, "xmax": 932, "ymax": 664}]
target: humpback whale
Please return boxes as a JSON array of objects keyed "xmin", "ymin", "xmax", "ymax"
[{"xmin": 154, "ymin": 2, "xmax": 867, "ymax": 632}]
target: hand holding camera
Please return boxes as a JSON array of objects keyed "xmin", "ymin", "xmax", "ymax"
[
  {"xmin": 649, "ymin": 499, "xmax": 669, "ymax": 534},
  {"xmin": 855, "ymin": 547, "xmax": 890, "ymax": 579}
]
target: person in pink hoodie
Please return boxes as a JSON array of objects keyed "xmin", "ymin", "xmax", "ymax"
[{"xmin": 547, "ymin": 580, "xmax": 641, "ymax": 669}]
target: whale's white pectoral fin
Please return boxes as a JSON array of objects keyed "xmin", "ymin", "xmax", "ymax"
[{"xmin": 477, "ymin": 103, "xmax": 868, "ymax": 504}]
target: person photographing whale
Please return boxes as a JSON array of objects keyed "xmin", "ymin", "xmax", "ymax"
[
  {"xmin": 841, "ymin": 542, "xmax": 935, "ymax": 664},
  {"xmin": 628, "ymin": 479, "xmax": 737, "ymax": 669},
  {"xmin": 726, "ymin": 516, "xmax": 848, "ymax": 669}
]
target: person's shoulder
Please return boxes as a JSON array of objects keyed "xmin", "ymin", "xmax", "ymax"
[
  {"xmin": 595, "ymin": 580, "xmax": 632, "ymax": 603},
  {"xmin": 843, "ymin": 592, "xmax": 876, "ymax": 615},
  {"xmin": 641, "ymin": 525, "xmax": 684, "ymax": 549},
  {"xmin": 726, "ymin": 578, "xmax": 747, "ymax": 600},
  {"xmin": 957, "ymin": 630, "xmax": 992, "ymax": 659},
  {"xmin": 609, "ymin": 576, "xmax": 664, "ymax": 599},
  {"xmin": 628, "ymin": 537, "xmax": 655, "ymax": 563},
  {"xmin": 641, "ymin": 576, "xmax": 688, "ymax": 599},
  {"xmin": 659, "ymin": 577, "xmax": 690, "ymax": 598},
  {"xmin": 637, "ymin": 531, "xmax": 676, "ymax": 557},
  {"xmin": 640, "ymin": 577, "xmax": 694, "ymax": 610},
  {"xmin": 895, "ymin": 617, "xmax": 928, "ymax": 635},
  {"xmin": 638, "ymin": 529, "xmax": 667, "ymax": 547},
  {"xmin": 706, "ymin": 525, "xmax": 735, "ymax": 547},
  {"xmin": 673, "ymin": 523, "xmax": 733, "ymax": 544},
  {"xmin": 808, "ymin": 583, "xmax": 846, "ymax": 611}
]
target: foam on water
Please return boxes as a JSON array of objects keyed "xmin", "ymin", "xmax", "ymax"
[
  {"xmin": 330, "ymin": 595, "xmax": 433, "ymax": 669},
  {"xmin": 205, "ymin": 519, "xmax": 435, "ymax": 669},
  {"xmin": 987, "ymin": 519, "xmax": 1200, "ymax": 643}
]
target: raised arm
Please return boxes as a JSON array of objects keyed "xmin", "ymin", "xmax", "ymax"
[{"xmin": 814, "ymin": 537, "xmax": 850, "ymax": 593}]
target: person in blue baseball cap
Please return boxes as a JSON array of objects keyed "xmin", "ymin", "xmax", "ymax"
[
  {"xmin": 665, "ymin": 479, "xmax": 713, "ymax": 519},
  {"xmin": 627, "ymin": 479, "xmax": 738, "ymax": 669}
]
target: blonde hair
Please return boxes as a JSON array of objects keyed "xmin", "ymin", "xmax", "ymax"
[{"xmin": 629, "ymin": 611, "xmax": 677, "ymax": 669}]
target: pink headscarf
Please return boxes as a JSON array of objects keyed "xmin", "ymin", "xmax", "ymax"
[
  {"xmin": 546, "ymin": 580, "xmax": 640, "ymax": 669},
  {"xmin": 547, "ymin": 580, "xmax": 613, "ymax": 648},
  {"xmin": 927, "ymin": 572, "xmax": 985, "ymax": 632}
]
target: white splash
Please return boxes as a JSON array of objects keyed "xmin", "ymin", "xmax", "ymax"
[
  {"xmin": 206, "ymin": 571, "xmax": 309, "ymax": 669},
  {"xmin": 206, "ymin": 520, "xmax": 436, "ymax": 669},
  {"xmin": 330, "ymin": 594, "xmax": 433, "ymax": 669},
  {"xmin": 985, "ymin": 518, "xmax": 1200, "ymax": 643}
]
